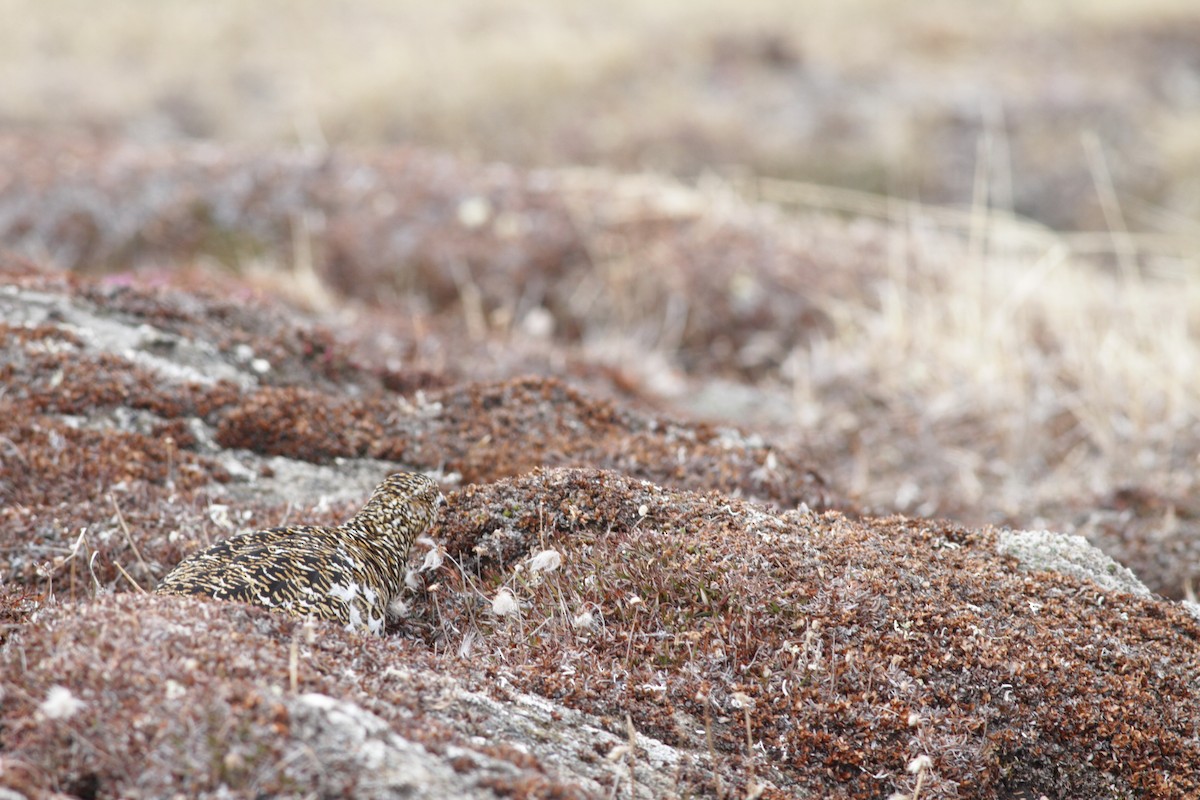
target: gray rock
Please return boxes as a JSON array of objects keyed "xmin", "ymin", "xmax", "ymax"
[
  {"xmin": 283, "ymin": 693, "xmax": 495, "ymax": 799},
  {"xmin": 996, "ymin": 528, "xmax": 1152, "ymax": 598}
]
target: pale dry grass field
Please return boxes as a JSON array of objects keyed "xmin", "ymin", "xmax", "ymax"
[
  {"xmin": 548, "ymin": 168, "xmax": 1200, "ymax": 530},
  {"xmin": 4, "ymin": 0, "xmax": 1200, "ymax": 222},
  {"xmin": 780, "ymin": 187, "xmax": 1200, "ymax": 522},
  {"xmin": 2, "ymin": 0, "xmax": 1199, "ymax": 575}
]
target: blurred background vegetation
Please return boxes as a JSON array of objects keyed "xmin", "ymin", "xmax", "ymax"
[{"xmin": 4, "ymin": 0, "xmax": 1200, "ymax": 233}]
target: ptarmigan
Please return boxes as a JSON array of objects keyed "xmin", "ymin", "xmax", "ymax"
[{"xmin": 155, "ymin": 472, "xmax": 442, "ymax": 635}]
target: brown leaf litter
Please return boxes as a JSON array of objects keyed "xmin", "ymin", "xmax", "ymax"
[{"xmin": 5, "ymin": 467, "xmax": 1200, "ymax": 798}]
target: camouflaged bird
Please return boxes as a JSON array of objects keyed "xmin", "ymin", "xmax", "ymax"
[{"xmin": 155, "ymin": 472, "xmax": 443, "ymax": 635}]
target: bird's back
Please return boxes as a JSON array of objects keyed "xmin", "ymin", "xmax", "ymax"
[{"xmin": 155, "ymin": 525, "xmax": 400, "ymax": 635}]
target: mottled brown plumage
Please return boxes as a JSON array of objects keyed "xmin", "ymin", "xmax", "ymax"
[{"xmin": 155, "ymin": 472, "xmax": 442, "ymax": 635}]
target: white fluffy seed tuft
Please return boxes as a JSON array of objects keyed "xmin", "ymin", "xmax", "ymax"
[
  {"xmin": 387, "ymin": 596, "xmax": 411, "ymax": 618},
  {"xmin": 907, "ymin": 754, "xmax": 933, "ymax": 774},
  {"xmin": 491, "ymin": 588, "xmax": 521, "ymax": 617},
  {"xmin": 404, "ymin": 568, "xmax": 422, "ymax": 591},
  {"xmin": 528, "ymin": 548, "xmax": 562, "ymax": 573},
  {"xmin": 40, "ymin": 685, "xmax": 86, "ymax": 720},
  {"xmin": 730, "ymin": 691, "xmax": 755, "ymax": 709},
  {"xmin": 420, "ymin": 546, "xmax": 445, "ymax": 572}
]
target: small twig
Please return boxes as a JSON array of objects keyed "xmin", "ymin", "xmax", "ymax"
[
  {"xmin": 110, "ymin": 493, "xmax": 152, "ymax": 578},
  {"xmin": 88, "ymin": 552, "xmax": 103, "ymax": 594},
  {"xmin": 0, "ymin": 434, "xmax": 28, "ymax": 467},
  {"xmin": 68, "ymin": 528, "xmax": 86, "ymax": 601},
  {"xmin": 908, "ymin": 755, "xmax": 933, "ymax": 800},
  {"xmin": 625, "ymin": 713, "xmax": 639, "ymax": 800},
  {"xmin": 744, "ymin": 703, "xmax": 754, "ymax": 777},
  {"xmin": 289, "ymin": 635, "xmax": 300, "ymax": 693},
  {"xmin": 732, "ymin": 692, "xmax": 759, "ymax": 797},
  {"xmin": 449, "ymin": 260, "xmax": 488, "ymax": 341},
  {"xmin": 38, "ymin": 562, "xmax": 53, "ymax": 602},
  {"xmin": 704, "ymin": 703, "xmax": 725, "ymax": 799},
  {"xmin": 114, "ymin": 561, "xmax": 148, "ymax": 594},
  {"xmin": 1082, "ymin": 130, "xmax": 1139, "ymax": 281}
]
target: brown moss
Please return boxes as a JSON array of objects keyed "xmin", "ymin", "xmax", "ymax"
[
  {"xmin": 0, "ymin": 585, "xmax": 43, "ymax": 647},
  {"xmin": 0, "ymin": 597, "xmax": 331, "ymax": 797},
  {"xmin": 0, "ymin": 415, "xmax": 214, "ymax": 509},
  {"xmin": 0, "ymin": 595, "xmax": 586, "ymax": 799},
  {"xmin": 3, "ymin": 350, "xmax": 189, "ymax": 418},
  {"xmin": 213, "ymin": 386, "xmax": 384, "ymax": 463},
  {"xmin": 0, "ymin": 321, "xmax": 86, "ymax": 348},
  {"xmin": 422, "ymin": 467, "xmax": 1200, "ymax": 798},
  {"xmin": 202, "ymin": 371, "xmax": 839, "ymax": 509},
  {"xmin": 385, "ymin": 376, "xmax": 838, "ymax": 511}
]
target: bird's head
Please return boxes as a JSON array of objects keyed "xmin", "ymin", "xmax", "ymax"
[{"xmin": 347, "ymin": 472, "xmax": 443, "ymax": 547}]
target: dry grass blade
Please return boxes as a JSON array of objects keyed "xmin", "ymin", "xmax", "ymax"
[
  {"xmin": 113, "ymin": 561, "xmax": 147, "ymax": 594},
  {"xmin": 109, "ymin": 493, "xmax": 152, "ymax": 579},
  {"xmin": 1082, "ymin": 130, "xmax": 1139, "ymax": 281}
]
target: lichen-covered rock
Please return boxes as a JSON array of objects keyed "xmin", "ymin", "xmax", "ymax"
[{"xmin": 997, "ymin": 528, "xmax": 1152, "ymax": 598}]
